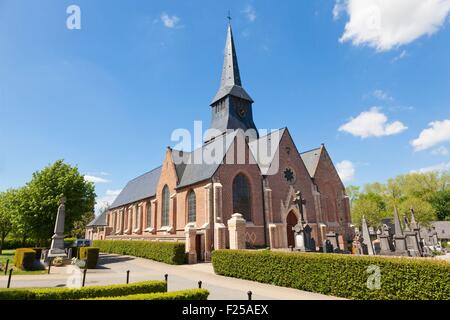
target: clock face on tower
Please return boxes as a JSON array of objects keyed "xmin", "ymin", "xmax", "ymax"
[{"xmin": 238, "ymin": 106, "xmax": 247, "ymax": 118}]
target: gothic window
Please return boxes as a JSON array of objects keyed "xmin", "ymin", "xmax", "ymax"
[
  {"xmin": 283, "ymin": 167, "xmax": 296, "ymax": 184},
  {"xmin": 233, "ymin": 174, "xmax": 252, "ymax": 222},
  {"xmin": 162, "ymin": 185, "xmax": 170, "ymax": 227},
  {"xmin": 146, "ymin": 202, "xmax": 152, "ymax": 228},
  {"xmin": 187, "ymin": 190, "xmax": 196, "ymax": 223}
]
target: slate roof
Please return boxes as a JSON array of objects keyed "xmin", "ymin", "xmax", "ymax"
[
  {"xmin": 211, "ymin": 24, "xmax": 253, "ymax": 105},
  {"xmin": 248, "ymin": 128, "xmax": 286, "ymax": 175},
  {"xmin": 300, "ymin": 147, "xmax": 323, "ymax": 178},
  {"xmin": 177, "ymin": 130, "xmax": 238, "ymax": 189},
  {"xmin": 432, "ymin": 221, "xmax": 450, "ymax": 240},
  {"xmin": 87, "ymin": 210, "xmax": 107, "ymax": 227},
  {"xmin": 109, "ymin": 166, "xmax": 162, "ymax": 209}
]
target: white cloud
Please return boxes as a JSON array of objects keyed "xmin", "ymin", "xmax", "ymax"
[
  {"xmin": 411, "ymin": 120, "xmax": 450, "ymax": 151},
  {"xmin": 392, "ymin": 50, "xmax": 407, "ymax": 62},
  {"xmin": 95, "ymin": 189, "xmax": 122, "ymax": 213},
  {"xmin": 373, "ymin": 89, "xmax": 393, "ymax": 101},
  {"xmin": 333, "ymin": 0, "xmax": 346, "ymax": 20},
  {"xmin": 339, "ymin": 107, "xmax": 407, "ymax": 138},
  {"xmin": 411, "ymin": 162, "xmax": 450, "ymax": 173},
  {"xmin": 84, "ymin": 175, "xmax": 111, "ymax": 184},
  {"xmin": 336, "ymin": 160, "xmax": 355, "ymax": 183},
  {"xmin": 161, "ymin": 12, "xmax": 180, "ymax": 28},
  {"xmin": 243, "ymin": 5, "xmax": 257, "ymax": 22},
  {"xmin": 432, "ymin": 146, "xmax": 449, "ymax": 156},
  {"xmin": 336, "ymin": 0, "xmax": 450, "ymax": 51}
]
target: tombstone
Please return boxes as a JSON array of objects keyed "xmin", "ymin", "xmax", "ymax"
[
  {"xmin": 405, "ymin": 231, "xmax": 422, "ymax": 257},
  {"xmin": 325, "ymin": 232, "xmax": 340, "ymax": 253},
  {"xmin": 392, "ymin": 208, "xmax": 409, "ymax": 256},
  {"xmin": 379, "ymin": 224, "xmax": 393, "ymax": 255},
  {"xmin": 293, "ymin": 223, "xmax": 315, "ymax": 252},
  {"xmin": 361, "ymin": 216, "xmax": 374, "ymax": 255},
  {"xmin": 352, "ymin": 231, "xmax": 364, "ymax": 255},
  {"xmin": 323, "ymin": 239, "xmax": 333, "ymax": 253},
  {"xmin": 48, "ymin": 198, "xmax": 68, "ymax": 258}
]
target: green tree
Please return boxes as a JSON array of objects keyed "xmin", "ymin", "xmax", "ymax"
[
  {"xmin": 428, "ymin": 190, "xmax": 450, "ymax": 221},
  {"xmin": 351, "ymin": 193, "xmax": 388, "ymax": 227},
  {"xmin": 345, "ymin": 185, "xmax": 360, "ymax": 206},
  {"xmin": 397, "ymin": 197, "xmax": 437, "ymax": 226},
  {"xmin": 0, "ymin": 190, "xmax": 16, "ymax": 253},
  {"xmin": 71, "ymin": 210, "xmax": 95, "ymax": 238},
  {"xmin": 22, "ymin": 160, "xmax": 96, "ymax": 244}
]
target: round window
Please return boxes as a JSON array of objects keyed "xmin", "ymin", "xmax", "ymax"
[{"xmin": 283, "ymin": 167, "xmax": 296, "ymax": 184}]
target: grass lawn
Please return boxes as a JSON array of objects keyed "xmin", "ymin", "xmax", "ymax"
[{"xmin": 0, "ymin": 250, "xmax": 47, "ymax": 276}]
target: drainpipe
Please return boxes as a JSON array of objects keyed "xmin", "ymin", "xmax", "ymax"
[
  {"xmin": 261, "ymin": 177, "xmax": 268, "ymax": 247},
  {"xmin": 210, "ymin": 178, "xmax": 215, "ymax": 253}
]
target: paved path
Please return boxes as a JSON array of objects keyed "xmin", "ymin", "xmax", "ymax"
[{"xmin": 0, "ymin": 254, "xmax": 342, "ymax": 300}]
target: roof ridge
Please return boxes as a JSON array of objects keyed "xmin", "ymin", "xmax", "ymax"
[
  {"xmin": 300, "ymin": 146, "xmax": 322, "ymax": 155},
  {"xmin": 127, "ymin": 166, "xmax": 162, "ymax": 183}
]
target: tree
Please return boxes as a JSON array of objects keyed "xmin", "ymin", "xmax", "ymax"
[
  {"xmin": 0, "ymin": 190, "xmax": 15, "ymax": 253},
  {"xmin": 428, "ymin": 190, "xmax": 450, "ymax": 221},
  {"xmin": 22, "ymin": 160, "xmax": 96, "ymax": 243},
  {"xmin": 345, "ymin": 185, "xmax": 360, "ymax": 206},
  {"xmin": 351, "ymin": 193, "xmax": 388, "ymax": 227},
  {"xmin": 398, "ymin": 197, "xmax": 436, "ymax": 226},
  {"xmin": 71, "ymin": 211, "xmax": 95, "ymax": 238}
]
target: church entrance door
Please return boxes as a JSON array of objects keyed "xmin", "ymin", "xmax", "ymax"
[
  {"xmin": 196, "ymin": 234, "xmax": 204, "ymax": 262},
  {"xmin": 286, "ymin": 211, "xmax": 298, "ymax": 248}
]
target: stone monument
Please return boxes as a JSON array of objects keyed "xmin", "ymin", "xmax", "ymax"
[
  {"xmin": 361, "ymin": 216, "xmax": 374, "ymax": 255},
  {"xmin": 379, "ymin": 224, "xmax": 394, "ymax": 255},
  {"xmin": 392, "ymin": 207, "xmax": 408, "ymax": 256},
  {"xmin": 292, "ymin": 191, "xmax": 315, "ymax": 252},
  {"xmin": 48, "ymin": 197, "xmax": 68, "ymax": 258}
]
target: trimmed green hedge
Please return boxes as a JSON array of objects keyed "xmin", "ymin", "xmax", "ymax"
[
  {"xmin": 79, "ymin": 247, "xmax": 100, "ymax": 269},
  {"xmin": 94, "ymin": 240, "xmax": 186, "ymax": 265},
  {"xmin": 0, "ymin": 280, "xmax": 167, "ymax": 300},
  {"xmin": 1, "ymin": 240, "xmax": 50, "ymax": 250},
  {"xmin": 212, "ymin": 250, "xmax": 450, "ymax": 300},
  {"xmin": 89, "ymin": 289, "xmax": 209, "ymax": 300},
  {"xmin": 13, "ymin": 248, "xmax": 36, "ymax": 270}
]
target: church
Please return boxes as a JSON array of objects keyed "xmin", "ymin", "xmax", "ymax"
[{"xmin": 86, "ymin": 23, "xmax": 352, "ymax": 262}]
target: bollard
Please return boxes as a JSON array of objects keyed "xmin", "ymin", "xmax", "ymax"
[
  {"xmin": 247, "ymin": 291, "xmax": 252, "ymax": 300},
  {"xmin": 198, "ymin": 281, "xmax": 202, "ymax": 289},
  {"xmin": 82, "ymin": 269, "xmax": 87, "ymax": 287},
  {"xmin": 126, "ymin": 270, "xmax": 130, "ymax": 284},
  {"xmin": 4, "ymin": 259, "xmax": 9, "ymax": 275},
  {"xmin": 164, "ymin": 274, "xmax": 168, "ymax": 282},
  {"xmin": 7, "ymin": 269, "xmax": 12, "ymax": 288},
  {"xmin": 47, "ymin": 258, "xmax": 53, "ymax": 274}
]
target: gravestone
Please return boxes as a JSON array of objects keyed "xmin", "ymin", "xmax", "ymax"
[
  {"xmin": 293, "ymin": 223, "xmax": 315, "ymax": 252},
  {"xmin": 326, "ymin": 232, "xmax": 340, "ymax": 253},
  {"xmin": 48, "ymin": 198, "xmax": 68, "ymax": 258},
  {"xmin": 361, "ymin": 216, "xmax": 374, "ymax": 255},
  {"xmin": 392, "ymin": 208, "xmax": 409, "ymax": 256},
  {"xmin": 379, "ymin": 224, "xmax": 394, "ymax": 255},
  {"xmin": 323, "ymin": 240, "xmax": 333, "ymax": 253}
]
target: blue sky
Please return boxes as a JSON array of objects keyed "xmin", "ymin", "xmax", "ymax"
[{"xmin": 1, "ymin": 0, "xmax": 450, "ymax": 212}]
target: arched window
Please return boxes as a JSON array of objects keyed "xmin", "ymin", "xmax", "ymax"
[
  {"xmin": 187, "ymin": 190, "xmax": 196, "ymax": 223},
  {"xmin": 146, "ymin": 202, "xmax": 152, "ymax": 228},
  {"xmin": 233, "ymin": 174, "xmax": 252, "ymax": 222},
  {"xmin": 162, "ymin": 185, "xmax": 170, "ymax": 226}
]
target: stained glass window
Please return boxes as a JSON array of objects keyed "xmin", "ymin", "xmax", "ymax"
[
  {"xmin": 162, "ymin": 185, "xmax": 170, "ymax": 226},
  {"xmin": 233, "ymin": 174, "xmax": 252, "ymax": 222}
]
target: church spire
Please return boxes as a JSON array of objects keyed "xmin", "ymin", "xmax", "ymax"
[
  {"xmin": 211, "ymin": 22, "xmax": 253, "ymax": 105},
  {"xmin": 220, "ymin": 23, "xmax": 242, "ymax": 88}
]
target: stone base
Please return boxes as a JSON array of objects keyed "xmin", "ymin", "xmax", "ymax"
[{"xmin": 48, "ymin": 249, "xmax": 67, "ymax": 258}]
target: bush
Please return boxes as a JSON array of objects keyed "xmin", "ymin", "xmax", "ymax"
[
  {"xmin": 90, "ymin": 289, "xmax": 209, "ymax": 300},
  {"xmin": 0, "ymin": 280, "xmax": 167, "ymax": 300},
  {"xmin": 2, "ymin": 239, "xmax": 49, "ymax": 250},
  {"xmin": 79, "ymin": 247, "xmax": 100, "ymax": 269},
  {"xmin": 212, "ymin": 250, "xmax": 450, "ymax": 300},
  {"xmin": 13, "ymin": 248, "xmax": 36, "ymax": 270},
  {"xmin": 94, "ymin": 240, "xmax": 186, "ymax": 265}
]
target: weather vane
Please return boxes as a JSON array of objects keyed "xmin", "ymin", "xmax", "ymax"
[{"xmin": 227, "ymin": 10, "xmax": 232, "ymax": 23}]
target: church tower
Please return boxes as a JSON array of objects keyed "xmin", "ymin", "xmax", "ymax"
[{"xmin": 208, "ymin": 23, "xmax": 258, "ymax": 141}]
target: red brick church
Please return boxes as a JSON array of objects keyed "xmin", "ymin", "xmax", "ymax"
[{"xmin": 86, "ymin": 23, "xmax": 352, "ymax": 262}]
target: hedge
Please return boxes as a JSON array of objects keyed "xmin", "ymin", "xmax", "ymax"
[
  {"xmin": 94, "ymin": 240, "xmax": 186, "ymax": 265},
  {"xmin": 1, "ymin": 240, "xmax": 49, "ymax": 250},
  {"xmin": 13, "ymin": 249, "xmax": 36, "ymax": 270},
  {"xmin": 212, "ymin": 250, "xmax": 450, "ymax": 300},
  {"xmin": 89, "ymin": 289, "xmax": 210, "ymax": 300},
  {"xmin": 79, "ymin": 247, "xmax": 100, "ymax": 269},
  {"xmin": 0, "ymin": 280, "xmax": 167, "ymax": 300}
]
